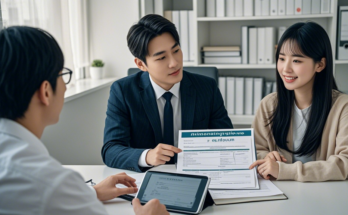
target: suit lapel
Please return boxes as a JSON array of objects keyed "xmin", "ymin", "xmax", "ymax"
[
  {"xmin": 181, "ymin": 72, "xmax": 196, "ymax": 130},
  {"xmin": 139, "ymin": 72, "xmax": 163, "ymax": 144}
]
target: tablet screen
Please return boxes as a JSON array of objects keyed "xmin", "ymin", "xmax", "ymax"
[{"xmin": 137, "ymin": 171, "xmax": 209, "ymax": 213}]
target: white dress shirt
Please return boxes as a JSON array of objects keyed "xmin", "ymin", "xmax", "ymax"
[
  {"xmin": 138, "ymin": 75, "xmax": 182, "ymax": 167},
  {"xmin": 0, "ymin": 118, "xmax": 107, "ymax": 215},
  {"xmin": 292, "ymin": 103, "xmax": 315, "ymax": 163}
]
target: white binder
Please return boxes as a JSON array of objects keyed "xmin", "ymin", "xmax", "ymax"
[
  {"xmin": 227, "ymin": 77, "xmax": 236, "ymax": 115},
  {"xmin": 278, "ymin": 26, "xmax": 287, "ymax": 42},
  {"xmin": 216, "ymin": 0, "xmax": 225, "ymax": 17},
  {"xmin": 262, "ymin": 0, "xmax": 270, "ymax": 16},
  {"xmin": 180, "ymin": 11, "xmax": 189, "ymax": 62},
  {"xmin": 188, "ymin": 11, "xmax": 195, "ymax": 62},
  {"xmin": 255, "ymin": 0, "xmax": 262, "ymax": 16},
  {"xmin": 295, "ymin": 0, "xmax": 302, "ymax": 15},
  {"xmin": 154, "ymin": 0, "xmax": 163, "ymax": 16},
  {"xmin": 235, "ymin": 0, "xmax": 243, "ymax": 17},
  {"xmin": 257, "ymin": 28, "xmax": 266, "ymax": 64},
  {"xmin": 206, "ymin": 0, "xmax": 216, "ymax": 17},
  {"xmin": 226, "ymin": 0, "xmax": 235, "ymax": 17},
  {"xmin": 244, "ymin": 0, "xmax": 254, "ymax": 17},
  {"xmin": 219, "ymin": 77, "xmax": 227, "ymax": 106},
  {"xmin": 278, "ymin": 0, "xmax": 286, "ymax": 15},
  {"xmin": 242, "ymin": 26, "xmax": 250, "ymax": 64},
  {"xmin": 337, "ymin": 6, "xmax": 348, "ymax": 60},
  {"xmin": 253, "ymin": 78, "xmax": 264, "ymax": 114},
  {"xmin": 172, "ymin": 11, "xmax": 180, "ymax": 37},
  {"xmin": 245, "ymin": 78, "xmax": 254, "ymax": 115},
  {"xmin": 302, "ymin": 0, "xmax": 311, "ymax": 14},
  {"xmin": 286, "ymin": 0, "xmax": 294, "ymax": 15},
  {"xmin": 270, "ymin": 0, "xmax": 278, "ymax": 16},
  {"xmin": 311, "ymin": 0, "xmax": 321, "ymax": 14},
  {"xmin": 249, "ymin": 28, "xmax": 258, "ymax": 64},
  {"xmin": 321, "ymin": 0, "xmax": 330, "ymax": 14},
  {"xmin": 265, "ymin": 27, "xmax": 276, "ymax": 64},
  {"xmin": 235, "ymin": 77, "xmax": 245, "ymax": 115}
]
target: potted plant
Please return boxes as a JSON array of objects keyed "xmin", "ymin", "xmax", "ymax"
[{"xmin": 90, "ymin": 59, "xmax": 104, "ymax": 79}]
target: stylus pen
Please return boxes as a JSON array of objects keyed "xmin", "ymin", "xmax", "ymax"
[{"xmin": 118, "ymin": 194, "xmax": 134, "ymax": 202}]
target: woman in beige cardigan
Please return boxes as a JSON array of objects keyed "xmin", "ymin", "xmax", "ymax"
[{"xmin": 249, "ymin": 22, "xmax": 348, "ymax": 182}]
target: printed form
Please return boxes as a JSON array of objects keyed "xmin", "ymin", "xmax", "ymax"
[{"xmin": 177, "ymin": 129, "xmax": 259, "ymax": 189}]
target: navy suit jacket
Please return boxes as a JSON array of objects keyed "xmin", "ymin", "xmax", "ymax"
[{"xmin": 102, "ymin": 71, "xmax": 233, "ymax": 172}]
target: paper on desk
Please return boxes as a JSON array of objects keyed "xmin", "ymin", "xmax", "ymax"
[
  {"xmin": 176, "ymin": 129, "xmax": 259, "ymax": 190},
  {"xmin": 209, "ymin": 176, "xmax": 283, "ymax": 200},
  {"xmin": 115, "ymin": 173, "xmax": 145, "ymax": 196}
]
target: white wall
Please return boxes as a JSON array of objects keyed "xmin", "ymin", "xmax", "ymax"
[
  {"xmin": 88, "ymin": 0, "xmax": 140, "ymax": 78},
  {"xmin": 42, "ymin": 87, "xmax": 110, "ymax": 165}
]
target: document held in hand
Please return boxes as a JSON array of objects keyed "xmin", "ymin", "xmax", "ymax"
[{"xmin": 177, "ymin": 129, "xmax": 259, "ymax": 190}]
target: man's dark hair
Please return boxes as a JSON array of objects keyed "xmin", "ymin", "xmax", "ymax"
[
  {"xmin": 0, "ymin": 26, "xmax": 64, "ymax": 120},
  {"xmin": 127, "ymin": 14, "xmax": 180, "ymax": 65}
]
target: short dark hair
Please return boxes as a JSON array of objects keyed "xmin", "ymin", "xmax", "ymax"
[
  {"xmin": 270, "ymin": 22, "xmax": 338, "ymax": 156},
  {"xmin": 0, "ymin": 26, "xmax": 64, "ymax": 120},
  {"xmin": 127, "ymin": 14, "xmax": 180, "ymax": 65}
]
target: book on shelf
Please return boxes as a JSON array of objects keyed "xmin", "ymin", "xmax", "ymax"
[
  {"xmin": 244, "ymin": 0, "xmax": 254, "ymax": 17},
  {"xmin": 235, "ymin": 0, "xmax": 243, "ymax": 17},
  {"xmin": 202, "ymin": 51, "xmax": 240, "ymax": 57},
  {"xmin": 286, "ymin": 0, "xmax": 294, "ymax": 15},
  {"xmin": 244, "ymin": 77, "xmax": 254, "ymax": 115},
  {"xmin": 227, "ymin": 77, "xmax": 235, "ymax": 115},
  {"xmin": 295, "ymin": 0, "xmax": 302, "ymax": 15},
  {"xmin": 311, "ymin": 0, "xmax": 321, "ymax": 14},
  {"xmin": 302, "ymin": 0, "xmax": 311, "ymax": 14},
  {"xmin": 270, "ymin": 0, "xmax": 278, "ymax": 16},
  {"xmin": 226, "ymin": 0, "xmax": 235, "ymax": 17},
  {"xmin": 253, "ymin": 77, "xmax": 264, "ymax": 114},
  {"xmin": 180, "ymin": 11, "xmax": 189, "ymax": 62},
  {"xmin": 202, "ymin": 46, "xmax": 241, "ymax": 52},
  {"xmin": 218, "ymin": 77, "xmax": 227, "ymax": 107},
  {"xmin": 261, "ymin": 0, "xmax": 270, "ymax": 16},
  {"xmin": 241, "ymin": 26, "xmax": 252, "ymax": 64},
  {"xmin": 249, "ymin": 28, "xmax": 258, "ymax": 64},
  {"xmin": 206, "ymin": 0, "xmax": 216, "ymax": 17},
  {"xmin": 203, "ymin": 56, "xmax": 242, "ymax": 64},
  {"xmin": 235, "ymin": 77, "xmax": 245, "ymax": 115},
  {"xmin": 278, "ymin": 0, "xmax": 286, "ymax": 15},
  {"xmin": 321, "ymin": 0, "xmax": 330, "ymax": 14},
  {"xmin": 216, "ymin": 0, "xmax": 225, "ymax": 17}
]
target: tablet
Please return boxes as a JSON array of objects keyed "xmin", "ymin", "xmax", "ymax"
[{"xmin": 135, "ymin": 171, "xmax": 211, "ymax": 214}]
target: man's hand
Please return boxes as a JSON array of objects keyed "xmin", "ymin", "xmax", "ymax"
[
  {"xmin": 146, "ymin": 143, "xmax": 182, "ymax": 166},
  {"xmin": 265, "ymin": 151, "xmax": 287, "ymax": 162},
  {"xmin": 249, "ymin": 157, "xmax": 280, "ymax": 180},
  {"xmin": 133, "ymin": 198, "xmax": 169, "ymax": 215},
  {"xmin": 93, "ymin": 172, "xmax": 138, "ymax": 201}
]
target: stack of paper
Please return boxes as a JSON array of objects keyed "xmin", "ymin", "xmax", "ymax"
[{"xmin": 209, "ymin": 176, "xmax": 287, "ymax": 205}]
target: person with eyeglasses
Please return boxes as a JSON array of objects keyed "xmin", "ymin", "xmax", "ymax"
[{"xmin": 0, "ymin": 26, "xmax": 168, "ymax": 215}]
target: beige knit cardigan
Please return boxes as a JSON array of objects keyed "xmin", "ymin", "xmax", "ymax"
[{"xmin": 252, "ymin": 90, "xmax": 348, "ymax": 181}]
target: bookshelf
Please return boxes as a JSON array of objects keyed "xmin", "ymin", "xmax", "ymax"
[{"xmin": 140, "ymin": 0, "xmax": 348, "ymax": 127}]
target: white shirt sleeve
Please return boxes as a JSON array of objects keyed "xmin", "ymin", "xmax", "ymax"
[
  {"xmin": 138, "ymin": 149, "xmax": 152, "ymax": 167},
  {"xmin": 44, "ymin": 170, "xmax": 108, "ymax": 215}
]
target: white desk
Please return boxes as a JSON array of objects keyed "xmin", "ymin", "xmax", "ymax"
[{"xmin": 64, "ymin": 165, "xmax": 348, "ymax": 215}]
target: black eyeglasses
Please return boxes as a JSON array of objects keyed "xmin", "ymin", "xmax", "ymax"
[{"xmin": 58, "ymin": 67, "xmax": 73, "ymax": 84}]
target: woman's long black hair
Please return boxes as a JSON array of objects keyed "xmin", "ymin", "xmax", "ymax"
[{"xmin": 270, "ymin": 22, "xmax": 338, "ymax": 156}]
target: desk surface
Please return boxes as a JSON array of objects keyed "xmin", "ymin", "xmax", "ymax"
[{"xmin": 64, "ymin": 165, "xmax": 348, "ymax": 215}]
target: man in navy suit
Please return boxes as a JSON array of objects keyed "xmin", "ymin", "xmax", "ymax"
[{"xmin": 102, "ymin": 14, "xmax": 233, "ymax": 172}]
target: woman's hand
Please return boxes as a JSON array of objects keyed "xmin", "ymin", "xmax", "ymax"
[
  {"xmin": 265, "ymin": 151, "xmax": 287, "ymax": 162},
  {"xmin": 249, "ymin": 157, "xmax": 280, "ymax": 180}
]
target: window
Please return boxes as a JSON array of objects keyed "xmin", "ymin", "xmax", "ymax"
[{"xmin": 0, "ymin": 0, "xmax": 90, "ymax": 84}]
